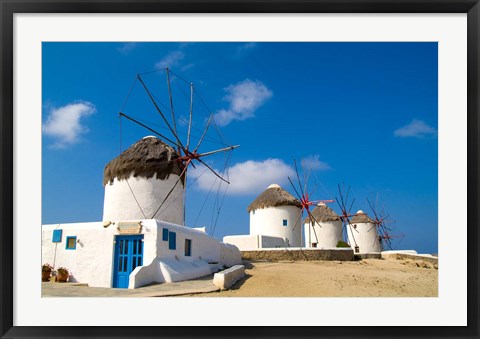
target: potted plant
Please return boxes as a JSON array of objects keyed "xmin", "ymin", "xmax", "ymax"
[
  {"xmin": 56, "ymin": 267, "xmax": 69, "ymax": 282},
  {"xmin": 42, "ymin": 263, "xmax": 53, "ymax": 282}
]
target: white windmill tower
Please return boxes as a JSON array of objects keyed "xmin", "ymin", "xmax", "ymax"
[
  {"xmin": 304, "ymin": 202, "xmax": 342, "ymax": 248},
  {"xmin": 247, "ymin": 184, "xmax": 302, "ymax": 247},
  {"xmin": 347, "ymin": 210, "xmax": 383, "ymax": 253},
  {"xmin": 102, "ymin": 136, "xmax": 185, "ymax": 224}
]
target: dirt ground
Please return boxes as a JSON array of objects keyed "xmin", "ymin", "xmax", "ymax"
[{"xmin": 191, "ymin": 258, "xmax": 438, "ymax": 297}]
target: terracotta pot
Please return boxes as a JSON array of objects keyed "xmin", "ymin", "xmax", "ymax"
[
  {"xmin": 57, "ymin": 272, "xmax": 69, "ymax": 282},
  {"xmin": 42, "ymin": 270, "xmax": 51, "ymax": 282}
]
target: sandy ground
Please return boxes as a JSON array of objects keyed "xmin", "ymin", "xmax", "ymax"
[{"xmin": 191, "ymin": 258, "xmax": 438, "ymax": 297}]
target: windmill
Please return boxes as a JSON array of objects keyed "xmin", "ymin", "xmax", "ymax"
[
  {"xmin": 287, "ymin": 159, "xmax": 335, "ymax": 247},
  {"xmin": 366, "ymin": 195, "xmax": 405, "ymax": 250},
  {"xmin": 116, "ymin": 68, "xmax": 239, "ymax": 231},
  {"xmin": 335, "ymin": 184, "xmax": 361, "ymax": 253}
]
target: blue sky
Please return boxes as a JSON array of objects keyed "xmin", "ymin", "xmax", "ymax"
[{"xmin": 42, "ymin": 42, "xmax": 438, "ymax": 254}]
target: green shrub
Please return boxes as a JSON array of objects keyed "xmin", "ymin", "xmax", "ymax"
[{"xmin": 336, "ymin": 240, "xmax": 350, "ymax": 248}]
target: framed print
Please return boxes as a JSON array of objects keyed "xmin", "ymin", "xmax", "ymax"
[{"xmin": 1, "ymin": 1, "xmax": 479, "ymax": 338}]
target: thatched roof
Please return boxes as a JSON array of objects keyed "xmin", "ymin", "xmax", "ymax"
[
  {"xmin": 247, "ymin": 184, "xmax": 301, "ymax": 212},
  {"xmin": 103, "ymin": 136, "xmax": 185, "ymax": 186},
  {"xmin": 349, "ymin": 210, "xmax": 375, "ymax": 224},
  {"xmin": 304, "ymin": 203, "xmax": 340, "ymax": 223}
]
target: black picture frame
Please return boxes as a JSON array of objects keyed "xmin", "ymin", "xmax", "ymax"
[{"xmin": 1, "ymin": 1, "xmax": 478, "ymax": 338}]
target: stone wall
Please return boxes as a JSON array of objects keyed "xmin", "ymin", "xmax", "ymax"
[
  {"xmin": 381, "ymin": 252, "xmax": 438, "ymax": 265},
  {"xmin": 241, "ymin": 248, "xmax": 354, "ymax": 261}
]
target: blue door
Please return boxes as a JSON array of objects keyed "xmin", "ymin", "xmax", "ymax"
[{"xmin": 113, "ymin": 235, "xmax": 143, "ymax": 288}]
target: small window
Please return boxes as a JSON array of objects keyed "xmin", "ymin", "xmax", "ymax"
[
  {"xmin": 162, "ymin": 228, "xmax": 169, "ymax": 241},
  {"xmin": 66, "ymin": 236, "xmax": 77, "ymax": 250},
  {"xmin": 168, "ymin": 232, "xmax": 176, "ymax": 250},
  {"xmin": 52, "ymin": 229, "xmax": 62, "ymax": 243},
  {"xmin": 282, "ymin": 219, "xmax": 288, "ymax": 226},
  {"xmin": 185, "ymin": 239, "xmax": 192, "ymax": 256}
]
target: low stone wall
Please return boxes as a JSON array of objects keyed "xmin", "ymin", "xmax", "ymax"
[
  {"xmin": 381, "ymin": 252, "xmax": 438, "ymax": 265},
  {"xmin": 213, "ymin": 265, "xmax": 245, "ymax": 289},
  {"xmin": 241, "ymin": 248, "xmax": 354, "ymax": 261},
  {"xmin": 355, "ymin": 253, "xmax": 382, "ymax": 260}
]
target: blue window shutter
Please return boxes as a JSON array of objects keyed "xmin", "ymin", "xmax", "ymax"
[
  {"xmin": 283, "ymin": 219, "xmax": 288, "ymax": 226},
  {"xmin": 168, "ymin": 232, "xmax": 176, "ymax": 250},
  {"xmin": 52, "ymin": 229, "xmax": 62, "ymax": 243},
  {"xmin": 162, "ymin": 228, "xmax": 169, "ymax": 241}
]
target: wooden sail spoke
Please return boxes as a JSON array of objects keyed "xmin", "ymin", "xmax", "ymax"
[
  {"xmin": 293, "ymin": 159, "xmax": 305, "ymax": 197},
  {"xmin": 287, "ymin": 176, "xmax": 302, "ymax": 201},
  {"xmin": 165, "ymin": 68, "xmax": 179, "ymax": 154},
  {"xmin": 186, "ymin": 82, "xmax": 194, "ymax": 150},
  {"xmin": 193, "ymin": 114, "xmax": 212, "ymax": 154},
  {"xmin": 336, "ymin": 185, "xmax": 359, "ymax": 247},
  {"xmin": 137, "ymin": 73, "xmax": 187, "ymax": 153},
  {"xmin": 150, "ymin": 163, "xmax": 189, "ymax": 219},
  {"xmin": 305, "ymin": 210, "xmax": 320, "ymax": 244},
  {"xmin": 196, "ymin": 157, "xmax": 230, "ymax": 184},
  {"xmin": 119, "ymin": 112, "xmax": 179, "ymax": 148}
]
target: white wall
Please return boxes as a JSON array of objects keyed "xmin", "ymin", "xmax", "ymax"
[
  {"xmin": 219, "ymin": 243, "xmax": 243, "ymax": 267},
  {"xmin": 103, "ymin": 175, "xmax": 184, "ymax": 224},
  {"xmin": 346, "ymin": 221, "xmax": 383, "ymax": 253},
  {"xmin": 42, "ymin": 219, "xmax": 241, "ymax": 288},
  {"xmin": 260, "ymin": 235, "xmax": 289, "ymax": 248},
  {"xmin": 154, "ymin": 220, "xmax": 241, "ymax": 265},
  {"xmin": 304, "ymin": 220, "xmax": 343, "ymax": 248},
  {"xmin": 42, "ymin": 222, "xmax": 116, "ymax": 287},
  {"xmin": 42, "ymin": 220, "xmax": 159, "ymax": 288},
  {"xmin": 223, "ymin": 234, "xmax": 288, "ymax": 250},
  {"xmin": 249, "ymin": 205, "xmax": 302, "ymax": 247},
  {"xmin": 223, "ymin": 235, "xmax": 259, "ymax": 250}
]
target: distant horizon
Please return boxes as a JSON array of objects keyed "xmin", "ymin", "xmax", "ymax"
[{"xmin": 42, "ymin": 42, "xmax": 438, "ymax": 254}]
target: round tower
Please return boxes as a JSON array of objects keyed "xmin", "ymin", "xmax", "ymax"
[
  {"xmin": 346, "ymin": 210, "xmax": 383, "ymax": 253},
  {"xmin": 102, "ymin": 136, "xmax": 185, "ymax": 224},
  {"xmin": 304, "ymin": 202, "xmax": 342, "ymax": 248},
  {"xmin": 247, "ymin": 184, "xmax": 302, "ymax": 247}
]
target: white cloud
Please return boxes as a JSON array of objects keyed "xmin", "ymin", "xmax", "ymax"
[
  {"xmin": 189, "ymin": 158, "xmax": 294, "ymax": 195},
  {"xmin": 117, "ymin": 42, "xmax": 136, "ymax": 54},
  {"xmin": 239, "ymin": 42, "xmax": 257, "ymax": 50},
  {"xmin": 301, "ymin": 155, "xmax": 331, "ymax": 171},
  {"xmin": 181, "ymin": 63, "xmax": 194, "ymax": 72},
  {"xmin": 155, "ymin": 50, "xmax": 185, "ymax": 69},
  {"xmin": 234, "ymin": 43, "xmax": 257, "ymax": 58},
  {"xmin": 237, "ymin": 42, "xmax": 257, "ymax": 53},
  {"xmin": 213, "ymin": 79, "xmax": 273, "ymax": 126},
  {"xmin": 394, "ymin": 119, "xmax": 437, "ymax": 138},
  {"xmin": 43, "ymin": 101, "xmax": 96, "ymax": 148}
]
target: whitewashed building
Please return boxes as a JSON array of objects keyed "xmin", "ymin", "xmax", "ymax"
[
  {"xmin": 42, "ymin": 136, "xmax": 241, "ymax": 289},
  {"xmin": 304, "ymin": 202, "xmax": 342, "ymax": 248},
  {"xmin": 346, "ymin": 210, "xmax": 383, "ymax": 254},
  {"xmin": 224, "ymin": 184, "xmax": 302, "ymax": 249}
]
